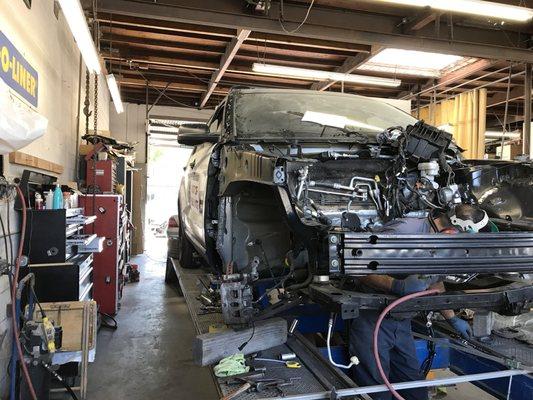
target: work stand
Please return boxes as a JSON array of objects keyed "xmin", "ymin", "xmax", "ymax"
[{"xmin": 171, "ymin": 259, "xmax": 532, "ymax": 400}]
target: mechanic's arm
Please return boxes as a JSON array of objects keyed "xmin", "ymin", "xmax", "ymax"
[
  {"xmin": 360, "ymin": 275, "xmax": 440, "ymax": 296},
  {"xmin": 358, "ymin": 275, "xmax": 394, "ymax": 292},
  {"xmin": 431, "ymin": 282, "xmax": 473, "ymax": 339}
]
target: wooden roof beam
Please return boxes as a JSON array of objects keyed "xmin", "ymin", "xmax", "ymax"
[
  {"xmin": 398, "ymin": 58, "xmax": 497, "ymax": 99},
  {"xmin": 200, "ymin": 29, "xmax": 251, "ymax": 108},
  {"xmin": 487, "ymin": 86, "xmax": 531, "ymax": 108},
  {"xmin": 119, "ymin": 76, "xmax": 229, "ymax": 95},
  {"xmin": 402, "ymin": 7, "xmax": 440, "ymax": 32},
  {"xmin": 98, "ymin": 0, "xmax": 533, "ymax": 63},
  {"xmin": 97, "ymin": 12, "xmax": 235, "ymax": 38},
  {"xmin": 311, "ymin": 46, "xmax": 383, "ymax": 91}
]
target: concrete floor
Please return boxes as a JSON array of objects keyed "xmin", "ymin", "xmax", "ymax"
[
  {"xmin": 82, "ymin": 238, "xmax": 497, "ymax": 400},
  {"xmin": 86, "ymin": 250, "xmax": 218, "ymax": 400}
]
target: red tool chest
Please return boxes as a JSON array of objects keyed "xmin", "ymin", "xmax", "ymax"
[
  {"xmin": 86, "ymin": 160, "xmax": 116, "ymax": 193},
  {"xmin": 80, "ymin": 194, "xmax": 125, "ymax": 315}
]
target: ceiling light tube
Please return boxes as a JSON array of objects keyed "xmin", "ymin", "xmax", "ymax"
[
  {"xmin": 106, "ymin": 74, "xmax": 124, "ymax": 114},
  {"xmin": 252, "ymin": 63, "xmax": 401, "ymax": 87},
  {"xmin": 374, "ymin": 0, "xmax": 533, "ymax": 22},
  {"xmin": 58, "ymin": 0, "xmax": 101, "ymax": 74}
]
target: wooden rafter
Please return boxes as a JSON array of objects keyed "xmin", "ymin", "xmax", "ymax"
[
  {"xmin": 200, "ymin": 29, "xmax": 251, "ymax": 108},
  {"xmin": 398, "ymin": 59, "xmax": 497, "ymax": 99},
  {"xmin": 402, "ymin": 7, "xmax": 439, "ymax": 32},
  {"xmin": 311, "ymin": 46, "xmax": 383, "ymax": 91}
]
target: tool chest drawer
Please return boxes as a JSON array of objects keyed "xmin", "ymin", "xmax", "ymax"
[{"xmin": 27, "ymin": 253, "xmax": 94, "ymax": 302}]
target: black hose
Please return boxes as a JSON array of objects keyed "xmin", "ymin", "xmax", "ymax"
[
  {"xmin": 41, "ymin": 362, "xmax": 79, "ymax": 400},
  {"xmin": 419, "ymin": 324, "xmax": 436, "ymax": 377},
  {"xmin": 98, "ymin": 312, "xmax": 118, "ymax": 330}
]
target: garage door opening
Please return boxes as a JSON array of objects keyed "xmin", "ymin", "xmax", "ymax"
[{"xmin": 145, "ymin": 119, "xmax": 193, "ymax": 258}]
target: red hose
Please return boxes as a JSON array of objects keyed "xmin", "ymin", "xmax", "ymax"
[
  {"xmin": 11, "ymin": 185, "xmax": 37, "ymax": 400},
  {"xmin": 372, "ymin": 288, "xmax": 440, "ymax": 400}
]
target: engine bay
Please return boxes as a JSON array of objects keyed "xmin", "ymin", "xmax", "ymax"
[{"xmin": 287, "ymin": 121, "xmax": 481, "ymax": 232}]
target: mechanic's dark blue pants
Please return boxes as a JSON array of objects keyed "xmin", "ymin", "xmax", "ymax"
[{"xmin": 349, "ymin": 311, "xmax": 428, "ymax": 400}]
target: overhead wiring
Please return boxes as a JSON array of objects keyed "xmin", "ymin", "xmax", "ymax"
[
  {"xmin": 134, "ymin": 69, "xmax": 199, "ymax": 109},
  {"xmin": 279, "ymin": 0, "xmax": 316, "ymax": 34}
]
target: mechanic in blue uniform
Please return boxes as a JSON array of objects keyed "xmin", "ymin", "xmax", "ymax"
[{"xmin": 349, "ymin": 217, "xmax": 472, "ymax": 400}]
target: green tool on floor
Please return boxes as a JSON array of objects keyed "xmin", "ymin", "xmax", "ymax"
[{"xmin": 214, "ymin": 354, "xmax": 250, "ymax": 377}]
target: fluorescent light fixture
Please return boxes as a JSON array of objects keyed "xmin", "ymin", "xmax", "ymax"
[
  {"xmin": 358, "ymin": 49, "xmax": 463, "ymax": 78},
  {"xmin": 58, "ymin": 0, "xmax": 101, "ymax": 74},
  {"xmin": 106, "ymin": 74, "xmax": 124, "ymax": 114},
  {"xmin": 374, "ymin": 0, "xmax": 533, "ymax": 22},
  {"xmin": 252, "ymin": 63, "xmax": 401, "ymax": 87}
]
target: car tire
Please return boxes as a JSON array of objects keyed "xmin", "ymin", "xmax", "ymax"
[{"xmin": 178, "ymin": 224, "xmax": 198, "ymax": 269}]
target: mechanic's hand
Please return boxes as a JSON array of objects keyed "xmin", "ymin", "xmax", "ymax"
[
  {"xmin": 447, "ymin": 316, "xmax": 472, "ymax": 339},
  {"xmin": 391, "ymin": 275, "xmax": 440, "ymax": 296}
]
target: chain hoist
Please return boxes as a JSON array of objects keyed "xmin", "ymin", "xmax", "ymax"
[
  {"xmin": 93, "ymin": 74, "xmax": 98, "ymax": 136},
  {"xmin": 83, "ymin": 69, "xmax": 91, "ymax": 137}
]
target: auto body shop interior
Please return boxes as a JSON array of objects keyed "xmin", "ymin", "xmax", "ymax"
[{"xmin": 1, "ymin": 0, "xmax": 533, "ymax": 399}]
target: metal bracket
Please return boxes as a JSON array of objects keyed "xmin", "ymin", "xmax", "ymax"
[
  {"xmin": 329, "ymin": 387, "xmax": 339, "ymax": 400},
  {"xmin": 273, "ymin": 166, "xmax": 286, "ymax": 184},
  {"xmin": 309, "ymin": 282, "xmax": 533, "ymax": 319}
]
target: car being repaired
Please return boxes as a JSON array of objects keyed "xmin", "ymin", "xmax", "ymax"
[
  {"xmin": 172, "ymin": 88, "xmax": 533, "ymax": 398},
  {"xmin": 173, "ymin": 89, "xmax": 532, "ymax": 389}
]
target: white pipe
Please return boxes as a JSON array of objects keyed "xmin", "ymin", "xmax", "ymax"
[
  {"xmin": 259, "ymin": 369, "xmax": 532, "ymax": 400},
  {"xmin": 326, "ymin": 315, "xmax": 359, "ymax": 370},
  {"xmin": 486, "ymin": 131, "xmax": 521, "ymax": 139}
]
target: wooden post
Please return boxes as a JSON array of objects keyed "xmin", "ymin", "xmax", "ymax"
[{"xmin": 193, "ymin": 318, "xmax": 288, "ymax": 366}]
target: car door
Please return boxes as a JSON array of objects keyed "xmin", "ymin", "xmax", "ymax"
[{"xmin": 179, "ymin": 105, "xmax": 224, "ymax": 253}]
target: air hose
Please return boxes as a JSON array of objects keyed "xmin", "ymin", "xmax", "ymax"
[
  {"xmin": 372, "ymin": 289, "xmax": 440, "ymax": 400},
  {"xmin": 11, "ymin": 185, "xmax": 37, "ymax": 400}
]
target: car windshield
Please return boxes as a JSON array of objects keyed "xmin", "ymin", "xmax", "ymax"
[{"xmin": 234, "ymin": 91, "xmax": 417, "ymax": 141}]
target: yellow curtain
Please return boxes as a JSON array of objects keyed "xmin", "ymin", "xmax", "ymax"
[{"xmin": 416, "ymin": 89, "xmax": 487, "ymax": 159}]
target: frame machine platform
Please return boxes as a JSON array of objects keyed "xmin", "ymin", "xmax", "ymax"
[{"xmin": 170, "ymin": 259, "xmax": 532, "ymax": 400}]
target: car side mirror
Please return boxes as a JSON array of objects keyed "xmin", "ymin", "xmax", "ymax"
[{"xmin": 177, "ymin": 123, "xmax": 218, "ymax": 146}]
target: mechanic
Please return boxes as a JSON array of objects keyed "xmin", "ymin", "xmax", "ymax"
[{"xmin": 349, "ymin": 216, "xmax": 473, "ymax": 400}]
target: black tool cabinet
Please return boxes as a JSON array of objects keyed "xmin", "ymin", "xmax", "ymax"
[{"xmin": 22, "ymin": 208, "xmax": 101, "ymax": 303}]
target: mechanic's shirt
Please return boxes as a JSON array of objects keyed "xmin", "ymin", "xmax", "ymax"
[
  {"xmin": 356, "ymin": 217, "xmax": 432, "ymax": 294},
  {"xmin": 378, "ymin": 217, "xmax": 432, "ymax": 234}
]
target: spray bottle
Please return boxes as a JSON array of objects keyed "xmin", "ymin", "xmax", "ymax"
[{"xmin": 52, "ymin": 184, "xmax": 63, "ymax": 209}]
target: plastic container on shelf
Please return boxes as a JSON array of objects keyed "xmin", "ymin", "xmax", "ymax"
[
  {"xmin": 52, "ymin": 184, "xmax": 63, "ymax": 209},
  {"xmin": 45, "ymin": 190, "xmax": 54, "ymax": 210}
]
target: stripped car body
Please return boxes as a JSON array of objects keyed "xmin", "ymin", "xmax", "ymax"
[{"xmin": 176, "ymin": 88, "xmax": 533, "ymax": 323}]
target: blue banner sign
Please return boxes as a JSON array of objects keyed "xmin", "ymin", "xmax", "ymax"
[{"xmin": 0, "ymin": 31, "xmax": 38, "ymax": 107}]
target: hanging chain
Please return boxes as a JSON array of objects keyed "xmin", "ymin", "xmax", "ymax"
[
  {"xmin": 94, "ymin": 74, "xmax": 98, "ymax": 136},
  {"xmin": 83, "ymin": 68, "xmax": 91, "ymax": 137},
  {"xmin": 92, "ymin": 0, "xmax": 99, "ymax": 137}
]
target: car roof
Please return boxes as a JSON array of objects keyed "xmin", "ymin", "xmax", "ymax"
[{"xmin": 229, "ymin": 87, "xmax": 379, "ymax": 102}]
